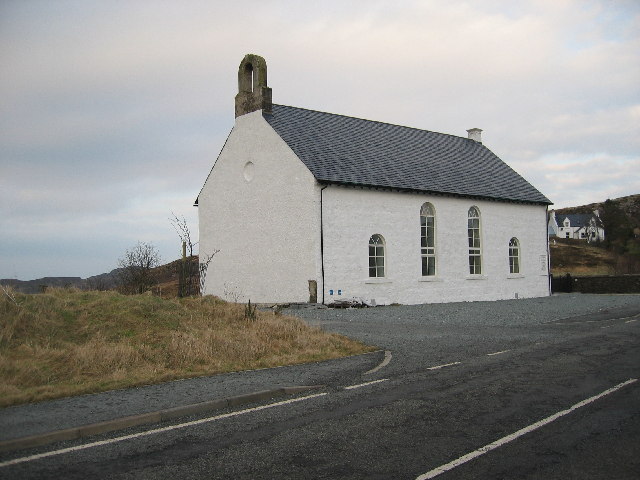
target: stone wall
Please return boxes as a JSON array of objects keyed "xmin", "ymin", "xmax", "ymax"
[{"xmin": 573, "ymin": 274, "xmax": 640, "ymax": 294}]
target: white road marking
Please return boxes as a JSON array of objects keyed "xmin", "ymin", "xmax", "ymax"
[
  {"xmin": 415, "ymin": 378, "xmax": 638, "ymax": 479},
  {"xmin": 554, "ymin": 314, "xmax": 640, "ymax": 327},
  {"xmin": 427, "ymin": 362, "xmax": 461, "ymax": 370},
  {"xmin": 364, "ymin": 350, "xmax": 392, "ymax": 375},
  {"xmin": 344, "ymin": 379, "xmax": 389, "ymax": 390},
  {"xmin": 0, "ymin": 392, "xmax": 328, "ymax": 468},
  {"xmin": 487, "ymin": 350, "xmax": 511, "ymax": 356}
]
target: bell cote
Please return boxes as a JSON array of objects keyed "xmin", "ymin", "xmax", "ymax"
[{"xmin": 235, "ymin": 54, "xmax": 272, "ymax": 117}]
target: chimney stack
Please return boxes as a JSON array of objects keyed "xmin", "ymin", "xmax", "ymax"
[{"xmin": 467, "ymin": 128, "xmax": 483, "ymax": 143}]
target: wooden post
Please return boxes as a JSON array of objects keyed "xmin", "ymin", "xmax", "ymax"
[{"xmin": 180, "ymin": 241, "xmax": 187, "ymax": 297}]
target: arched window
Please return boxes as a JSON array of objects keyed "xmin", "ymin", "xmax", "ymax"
[
  {"xmin": 420, "ymin": 203, "xmax": 436, "ymax": 276},
  {"xmin": 509, "ymin": 237, "xmax": 520, "ymax": 274},
  {"xmin": 468, "ymin": 206, "xmax": 482, "ymax": 275},
  {"xmin": 368, "ymin": 234, "xmax": 385, "ymax": 278}
]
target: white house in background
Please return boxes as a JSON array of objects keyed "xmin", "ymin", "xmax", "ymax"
[
  {"xmin": 196, "ymin": 54, "xmax": 553, "ymax": 305},
  {"xmin": 548, "ymin": 211, "xmax": 605, "ymax": 242}
]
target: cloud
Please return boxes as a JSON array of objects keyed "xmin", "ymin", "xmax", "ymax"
[
  {"xmin": 537, "ymin": 153, "xmax": 640, "ymax": 207},
  {"xmin": 1, "ymin": 0, "xmax": 639, "ymax": 279}
]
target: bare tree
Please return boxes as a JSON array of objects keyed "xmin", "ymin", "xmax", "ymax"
[
  {"xmin": 118, "ymin": 242, "xmax": 161, "ymax": 294},
  {"xmin": 170, "ymin": 212, "xmax": 195, "ymax": 257},
  {"xmin": 169, "ymin": 212, "xmax": 220, "ymax": 296},
  {"xmin": 170, "ymin": 213, "xmax": 199, "ymax": 296}
]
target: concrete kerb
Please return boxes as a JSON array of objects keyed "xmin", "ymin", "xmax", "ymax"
[{"xmin": 0, "ymin": 385, "xmax": 324, "ymax": 454}]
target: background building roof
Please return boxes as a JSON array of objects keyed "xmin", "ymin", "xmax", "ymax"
[{"xmin": 558, "ymin": 213, "xmax": 598, "ymax": 228}]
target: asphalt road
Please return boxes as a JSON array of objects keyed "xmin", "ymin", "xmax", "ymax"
[{"xmin": 1, "ymin": 294, "xmax": 639, "ymax": 479}]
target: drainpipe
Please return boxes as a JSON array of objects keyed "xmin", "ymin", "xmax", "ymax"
[
  {"xmin": 546, "ymin": 205, "xmax": 552, "ymax": 296},
  {"xmin": 320, "ymin": 184, "xmax": 328, "ymax": 304}
]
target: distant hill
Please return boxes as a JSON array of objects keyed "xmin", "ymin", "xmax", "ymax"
[
  {"xmin": 1, "ymin": 258, "xmax": 192, "ymax": 296},
  {"xmin": 1, "ymin": 269, "xmax": 123, "ymax": 294}
]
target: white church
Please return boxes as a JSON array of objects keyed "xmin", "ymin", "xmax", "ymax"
[{"xmin": 196, "ymin": 54, "xmax": 552, "ymax": 305}]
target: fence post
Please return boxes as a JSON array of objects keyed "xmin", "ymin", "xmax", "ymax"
[{"xmin": 179, "ymin": 241, "xmax": 186, "ymax": 297}]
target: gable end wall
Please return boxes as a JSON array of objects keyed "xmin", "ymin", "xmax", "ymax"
[{"xmin": 198, "ymin": 111, "xmax": 320, "ymax": 303}]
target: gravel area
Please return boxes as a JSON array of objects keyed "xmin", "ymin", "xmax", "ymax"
[
  {"xmin": 289, "ymin": 293, "xmax": 640, "ymax": 327},
  {"xmin": 286, "ymin": 293, "xmax": 640, "ymax": 376}
]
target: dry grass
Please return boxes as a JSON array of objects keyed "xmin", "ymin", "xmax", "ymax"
[
  {"xmin": 0, "ymin": 288, "xmax": 374, "ymax": 407},
  {"xmin": 549, "ymin": 239, "xmax": 616, "ymax": 276}
]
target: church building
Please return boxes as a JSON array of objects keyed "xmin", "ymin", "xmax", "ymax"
[{"xmin": 196, "ymin": 54, "xmax": 552, "ymax": 305}]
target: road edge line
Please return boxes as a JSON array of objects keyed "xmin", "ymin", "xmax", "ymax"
[{"xmin": 0, "ymin": 385, "xmax": 324, "ymax": 454}]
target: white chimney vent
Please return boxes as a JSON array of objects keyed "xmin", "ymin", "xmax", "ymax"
[{"xmin": 467, "ymin": 128, "xmax": 483, "ymax": 143}]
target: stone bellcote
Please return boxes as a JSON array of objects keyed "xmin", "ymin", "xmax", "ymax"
[{"xmin": 235, "ymin": 54, "xmax": 272, "ymax": 117}]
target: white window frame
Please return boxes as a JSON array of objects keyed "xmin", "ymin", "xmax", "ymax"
[
  {"xmin": 420, "ymin": 203, "xmax": 436, "ymax": 276},
  {"xmin": 468, "ymin": 206, "xmax": 482, "ymax": 275},
  {"xmin": 368, "ymin": 234, "xmax": 386, "ymax": 278},
  {"xmin": 509, "ymin": 237, "xmax": 520, "ymax": 274}
]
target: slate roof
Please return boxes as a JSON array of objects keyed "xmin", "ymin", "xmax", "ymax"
[
  {"xmin": 264, "ymin": 104, "xmax": 551, "ymax": 205},
  {"xmin": 558, "ymin": 213, "xmax": 597, "ymax": 228}
]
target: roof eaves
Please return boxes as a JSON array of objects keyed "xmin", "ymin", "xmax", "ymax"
[{"xmin": 319, "ymin": 179, "xmax": 553, "ymax": 206}]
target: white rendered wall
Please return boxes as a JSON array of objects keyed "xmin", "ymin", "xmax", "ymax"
[
  {"xmin": 322, "ymin": 186, "xmax": 550, "ymax": 305},
  {"xmin": 198, "ymin": 110, "xmax": 321, "ymax": 303}
]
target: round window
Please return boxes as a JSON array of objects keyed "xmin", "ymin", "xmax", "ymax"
[{"xmin": 243, "ymin": 161, "xmax": 255, "ymax": 182}]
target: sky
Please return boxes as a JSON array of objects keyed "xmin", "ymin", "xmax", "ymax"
[{"xmin": 1, "ymin": 0, "xmax": 639, "ymax": 281}]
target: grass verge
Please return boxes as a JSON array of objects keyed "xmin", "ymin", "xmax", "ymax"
[{"xmin": 0, "ymin": 287, "xmax": 375, "ymax": 408}]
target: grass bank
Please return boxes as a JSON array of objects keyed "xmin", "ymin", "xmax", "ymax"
[
  {"xmin": 0, "ymin": 288, "xmax": 374, "ymax": 407},
  {"xmin": 550, "ymin": 238, "xmax": 615, "ymax": 276}
]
